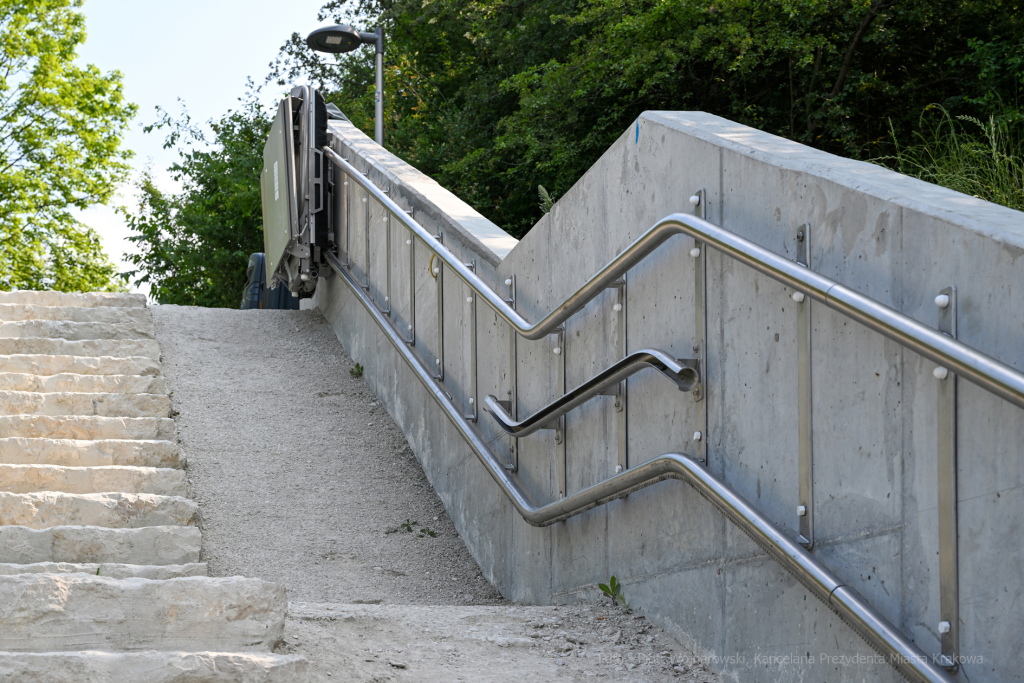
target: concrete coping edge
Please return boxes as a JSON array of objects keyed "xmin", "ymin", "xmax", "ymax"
[
  {"xmin": 643, "ymin": 111, "xmax": 1024, "ymax": 250},
  {"xmin": 326, "ymin": 119, "xmax": 518, "ymax": 268}
]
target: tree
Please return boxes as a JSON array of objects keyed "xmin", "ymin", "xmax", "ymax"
[
  {"xmin": 122, "ymin": 91, "xmax": 271, "ymax": 307},
  {"xmin": 0, "ymin": 0, "xmax": 135, "ymax": 291}
]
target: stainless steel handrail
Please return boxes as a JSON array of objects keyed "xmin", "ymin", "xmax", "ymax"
[
  {"xmin": 484, "ymin": 349, "xmax": 698, "ymax": 437},
  {"xmin": 324, "ymin": 248, "xmax": 955, "ymax": 683},
  {"xmin": 324, "ymin": 146, "xmax": 1024, "ymax": 411}
]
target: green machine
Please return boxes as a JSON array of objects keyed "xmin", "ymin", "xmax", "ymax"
[{"xmin": 260, "ymin": 86, "xmax": 332, "ymax": 299}]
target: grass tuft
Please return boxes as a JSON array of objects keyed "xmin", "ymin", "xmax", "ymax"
[{"xmin": 875, "ymin": 106, "xmax": 1024, "ymax": 212}]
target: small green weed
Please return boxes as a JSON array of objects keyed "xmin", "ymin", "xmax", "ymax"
[
  {"xmin": 400, "ymin": 518, "xmax": 437, "ymax": 537},
  {"xmin": 350, "ymin": 363, "xmax": 364, "ymax": 378},
  {"xmin": 599, "ymin": 576, "xmax": 628, "ymax": 608}
]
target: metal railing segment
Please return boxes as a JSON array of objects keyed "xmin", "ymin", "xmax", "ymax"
[
  {"xmin": 324, "ymin": 146, "xmax": 1024, "ymax": 411},
  {"xmin": 483, "ymin": 349, "xmax": 698, "ymax": 437},
  {"xmin": 323, "ymin": 247, "xmax": 956, "ymax": 683}
]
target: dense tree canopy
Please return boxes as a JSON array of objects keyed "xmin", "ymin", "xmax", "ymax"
[
  {"xmin": 273, "ymin": 0, "xmax": 1023, "ymax": 237},
  {"xmin": 0, "ymin": 0, "xmax": 135, "ymax": 291}
]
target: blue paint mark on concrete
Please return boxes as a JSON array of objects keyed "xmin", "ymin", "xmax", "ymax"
[{"xmin": 635, "ymin": 120, "xmax": 639, "ymax": 144}]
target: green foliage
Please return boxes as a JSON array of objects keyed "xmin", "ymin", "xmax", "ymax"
[
  {"xmin": 269, "ymin": 0, "xmax": 1024, "ymax": 237},
  {"xmin": 350, "ymin": 362, "xmax": 364, "ymax": 377},
  {"xmin": 122, "ymin": 91, "xmax": 271, "ymax": 307},
  {"xmin": 598, "ymin": 575, "xmax": 627, "ymax": 608},
  {"xmin": 0, "ymin": 0, "xmax": 135, "ymax": 292},
  {"xmin": 876, "ymin": 106, "xmax": 1024, "ymax": 211}
]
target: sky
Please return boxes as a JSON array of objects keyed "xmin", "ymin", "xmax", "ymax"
[{"xmin": 74, "ymin": 0, "xmax": 330, "ymax": 293}]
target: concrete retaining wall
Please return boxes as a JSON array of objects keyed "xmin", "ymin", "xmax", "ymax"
[{"xmin": 312, "ymin": 112, "xmax": 1023, "ymax": 682}]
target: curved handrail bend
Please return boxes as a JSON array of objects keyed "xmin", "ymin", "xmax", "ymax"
[
  {"xmin": 484, "ymin": 349, "xmax": 698, "ymax": 437},
  {"xmin": 324, "ymin": 146, "xmax": 1024, "ymax": 411}
]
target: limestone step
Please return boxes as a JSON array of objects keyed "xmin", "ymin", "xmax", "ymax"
[
  {"xmin": 0, "ymin": 651, "xmax": 307, "ymax": 682},
  {"xmin": 0, "ymin": 320, "xmax": 155, "ymax": 340},
  {"xmin": 0, "ymin": 465, "xmax": 186, "ymax": 496},
  {"xmin": 0, "ymin": 304, "xmax": 151, "ymax": 325},
  {"xmin": 0, "ymin": 574, "xmax": 286, "ymax": 652},
  {"xmin": 0, "ymin": 525, "xmax": 201, "ymax": 564},
  {"xmin": 0, "ymin": 391, "xmax": 171, "ymax": 418},
  {"xmin": 0, "ymin": 415, "xmax": 175, "ymax": 440},
  {"xmin": 0, "ymin": 338, "xmax": 161, "ymax": 358},
  {"xmin": 0, "ymin": 291, "xmax": 147, "ymax": 308},
  {"xmin": 0, "ymin": 438, "xmax": 180, "ymax": 468},
  {"xmin": 0, "ymin": 561, "xmax": 207, "ymax": 579},
  {"xmin": 0, "ymin": 372, "xmax": 167, "ymax": 394},
  {"xmin": 0, "ymin": 353, "xmax": 160, "ymax": 376},
  {"xmin": 0, "ymin": 491, "xmax": 199, "ymax": 529}
]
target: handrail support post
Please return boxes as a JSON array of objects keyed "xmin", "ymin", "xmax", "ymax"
[
  {"xmin": 556, "ymin": 326, "xmax": 567, "ymax": 498},
  {"xmin": 507, "ymin": 274, "xmax": 518, "ymax": 472},
  {"xmin": 796, "ymin": 222, "xmax": 815, "ymax": 550},
  {"xmin": 692, "ymin": 188, "xmax": 709, "ymax": 467},
  {"xmin": 936, "ymin": 285, "xmax": 959, "ymax": 672},
  {"xmin": 615, "ymin": 275, "xmax": 628, "ymax": 473}
]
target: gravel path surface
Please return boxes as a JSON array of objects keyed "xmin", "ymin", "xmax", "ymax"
[
  {"xmin": 152, "ymin": 305, "xmax": 503, "ymax": 606},
  {"xmin": 152, "ymin": 305, "xmax": 721, "ymax": 682}
]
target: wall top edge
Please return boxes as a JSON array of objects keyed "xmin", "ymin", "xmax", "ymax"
[
  {"xmin": 643, "ymin": 111, "xmax": 1024, "ymax": 250},
  {"xmin": 327, "ymin": 119, "xmax": 518, "ymax": 267}
]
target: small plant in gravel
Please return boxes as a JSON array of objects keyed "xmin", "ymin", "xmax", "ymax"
[
  {"xmin": 398, "ymin": 518, "xmax": 437, "ymax": 537},
  {"xmin": 599, "ymin": 576, "xmax": 628, "ymax": 608},
  {"xmin": 350, "ymin": 363, "xmax": 364, "ymax": 378}
]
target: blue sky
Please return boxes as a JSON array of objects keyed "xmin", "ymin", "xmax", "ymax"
[{"xmin": 75, "ymin": 0, "xmax": 330, "ymax": 291}]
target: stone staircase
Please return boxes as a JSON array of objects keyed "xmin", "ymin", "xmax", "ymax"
[{"xmin": 0, "ymin": 291, "xmax": 307, "ymax": 681}]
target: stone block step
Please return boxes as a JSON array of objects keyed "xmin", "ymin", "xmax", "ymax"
[
  {"xmin": 0, "ymin": 438, "xmax": 180, "ymax": 468},
  {"xmin": 0, "ymin": 304, "xmax": 151, "ymax": 325},
  {"xmin": 0, "ymin": 338, "xmax": 161, "ymax": 358},
  {"xmin": 0, "ymin": 492, "xmax": 198, "ymax": 529},
  {"xmin": 0, "ymin": 561, "xmax": 206, "ymax": 578},
  {"xmin": 0, "ymin": 652, "xmax": 307, "ymax": 682},
  {"xmin": 0, "ymin": 574, "xmax": 286, "ymax": 652},
  {"xmin": 0, "ymin": 651, "xmax": 307, "ymax": 679},
  {"xmin": 0, "ymin": 291, "xmax": 147, "ymax": 308},
  {"xmin": 0, "ymin": 415, "xmax": 175, "ymax": 440},
  {"xmin": 0, "ymin": 525, "xmax": 201, "ymax": 564},
  {"xmin": 0, "ymin": 320, "xmax": 155, "ymax": 341},
  {"xmin": 0, "ymin": 465, "xmax": 186, "ymax": 496},
  {"xmin": 0, "ymin": 391, "xmax": 171, "ymax": 418},
  {"xmin": 0, "ymin": 353, "xmax": 160, "ymax": 376},
  {"xmin": 0, "ymin": 372, "xmax": 167, "ymax": 394}
]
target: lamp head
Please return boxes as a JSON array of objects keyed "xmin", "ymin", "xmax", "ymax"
[{"xmin": 306, "ymin": 25, "xmax": 364, "ymax": 53}]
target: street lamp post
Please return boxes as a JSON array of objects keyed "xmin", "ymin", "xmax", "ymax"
[{"xmin": 306, "ymin": 25, "xmax": 385, "ymax": 146}]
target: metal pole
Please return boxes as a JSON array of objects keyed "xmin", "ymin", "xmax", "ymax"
[{"xmin": 374, "ymin": 27, "xmax": 384, "ymax": 146}]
